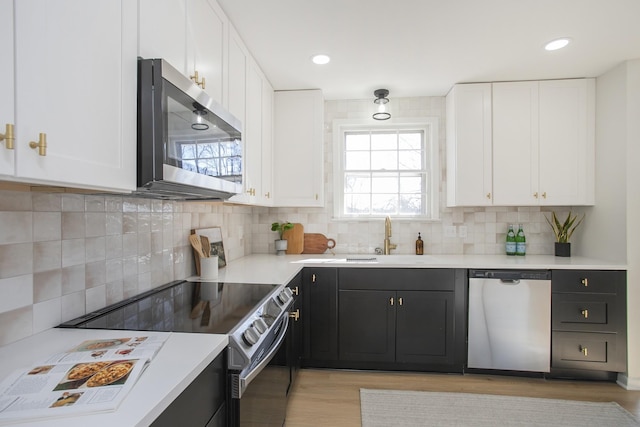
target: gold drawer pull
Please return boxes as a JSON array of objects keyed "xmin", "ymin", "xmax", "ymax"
[
  {"xmin": 0, "ymin": 123, "xmax": 15, "ymax": 149},
  {"xmin": 533, "ymin": 192, "xmax": 538, "ymax": 198},
  {"xmin": 289, "ymin": 309, "xmax": 300, "ymax": 321},
  {"xmin": 542, "ymin": 192, "xmax": 547, "ymax": 199},
  {"xmin": 579, "ymin": 345, "xmax": 588, "ymax": 357},
  {"xmin": 311, "ymin": 274, "xmax": 316, "ymax": 283},
  {"xmin": 398, "ymin": 297, "xmax": 403, "ymax": 306},
  {"xmin": 486, "ymin": 192, "xmax": 491, "ymax": 199},
  {"xmin": 29, "ymin": 133, "xmax": 47, "ymax": 156},
  {"xmin": 389, "ymin": 297, "xmax": 394, "ymax": 306},
  {"xmin": 581, "ymin": 278, "xmax": 588, "ymax": 287},
  {"xmin": 581, "ymin": 309, "xmax": 588, "ymax": 319},
  {"xmin": 292, "ymin": 286, "xmax": 299, "ymax": 296}
]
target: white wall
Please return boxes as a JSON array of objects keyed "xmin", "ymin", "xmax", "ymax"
[
  {"xmin": 625, "ymin": 59, "xmax": 640, "ymax": 389},
  {"xmin": 582, "ymin": 59, "xmax": 640, "ymax": 389}
]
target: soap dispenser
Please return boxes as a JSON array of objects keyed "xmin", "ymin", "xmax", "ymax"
[{"xmin": 416, "ymin": 233, "xmax": 424, "ymax": 255}]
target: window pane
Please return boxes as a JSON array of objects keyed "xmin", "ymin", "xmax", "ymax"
[
  {"xmin": 398, "ymin": 150, "xmax": 422, "ymax": 170},
  {"xmin": 399, "ymin": 175, "xmax": 422, "ymax": 193},
  {"xmin": 371, "ymin": 132, "xmax": 397, "ymax": 150},
  {"xmin": 344, "ymin": 194, "xmax": 370, "ymax": 214},
  {"xmin": 371, "ymin": 151, "xmax": 397, "ymax": 170},
  {"xmin": 399, "ymin": 194, "xmax": 422, "ymax": 215},
  {"xmin": 345, "ymin": 151, "xmax": 370, "ymax": 170},
  {"xmin": 345, "ymin": 133, "xmax": 370, "ymax": 151},
  {"xmin": 399, "ymin": 132, "xmax": 422, "ymax": 150},
  {"xmin": 344, "ymin": 173, "xmax": 371, "ymax": 193},
  {"xmin": 372, "ymin": 194, "xmax": 397, "ymax": 214},
  {"xmin": 197, "ymin": 142, "xmax": 218, "ymax": 158},
  {"xmin": 371, "ymin": 174, "xmax": 398, "ymax": 193},
  {"xmin": 181, "ymin": 143, "xmax": 197, "ymax": 159}
]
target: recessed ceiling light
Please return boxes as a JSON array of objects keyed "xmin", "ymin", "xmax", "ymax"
[
  {"xmin": 544, "ymin": 38, "xmax": 571, "ymax": 51},
  {"xmin": 311, "ymin": 54, "xmax": 330, "ymax": 65}
]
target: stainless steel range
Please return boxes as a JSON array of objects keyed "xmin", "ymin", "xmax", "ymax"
[{"xmin": 58, "ymin": 279, "xmax": 296, "ymax": 427}]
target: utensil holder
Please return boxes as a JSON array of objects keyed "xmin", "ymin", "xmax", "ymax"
[{"xmin": 200, "ymin": 256, "xmax": 219, "ymax": 280}]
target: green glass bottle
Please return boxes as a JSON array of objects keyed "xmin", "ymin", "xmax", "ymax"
[
  {"xmin": 515, "ymin": 224, "xmax": 526, "ymax": 256},
  {"xmin": 506, "ymin": 224, "xmax": 516, "ymax": 256}
]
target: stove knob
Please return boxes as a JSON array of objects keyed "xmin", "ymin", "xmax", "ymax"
[
  {"xmin": 242, "ymin": 326, "xmax": 260, "ymax": 346},
  {"xmin": 254, "ymin": 318, "xmax": 268, "ymax": 334},
  {"xmin": 278, "ymin": 288, "xmax": 293, "ymax": 304}
]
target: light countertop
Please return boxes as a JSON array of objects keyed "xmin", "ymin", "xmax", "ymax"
[
  {"xmin": 0, "ymin": 329, "xmax": 227, "ymax": 426},
  {"xmin": 213, "ymin": 253, "xmax": 627, "ymax": 286}
]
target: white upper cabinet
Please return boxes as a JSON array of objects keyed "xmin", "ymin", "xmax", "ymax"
[
  {"xmin": 186, "ymin": 0, "xmax": 227, "ymax": 105},
  {"xmin": 7, "ymin": 0, "xmax": 137, "ymax": 192},
  {"xmin": 273, "ymin": 90, "xmax": 324, "ymax": 207},
  {"xmin": 261, "ymin": 78, "xmax": 274, "ymax": 205},
  {"xmin": 139, "ymin": 0, "xmax": 227, "ymax": 104},
  {"xmin": 0, "ymin": 0, "xmax": 15, "ymax": 177},
  {"xmin": 447, "ymin": 78, "xmax": 595, "ymax": 207},
  {"xmin": 227, "ymin": 25, "xmax": 247, "ymax": 124},
  {"xmin": 446, "ymin": 83, "xmax": 492, "ymax": 207},
  {"xmin": 138, "ymin": 0, "xmax": 188, "ymax": 74},
  {"xmin": 492, "ymin": 81, "xmax": 539, "ymax": 205},
  {"xmin": 538, "ymin": 79, "xmax": 595, "ymax": 205}
]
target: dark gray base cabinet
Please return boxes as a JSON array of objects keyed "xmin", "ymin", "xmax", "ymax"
[
  {"xmin": 151, "ymin": 350, "xmax": 226, "ymax": 427},
  {"xmin": 550, "ymin": 270, "xmax": 627, "ymax": 379},
  {"xmin": 303, "ymin": 267, "xmax": 466, "ymax": 373},
  {"xmin": 302, "ymin": 268, "xmax": 339, "ymax": 364}
]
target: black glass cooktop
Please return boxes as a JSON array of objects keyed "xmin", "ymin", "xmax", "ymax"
[{"xmin": 58, "ymin": 280, "xmax": 278, "ymax": 334}]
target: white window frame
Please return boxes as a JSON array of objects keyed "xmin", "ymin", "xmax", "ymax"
[{"xmin": 332, "ymin": 117, "xmax": 440, "ymax": 220}]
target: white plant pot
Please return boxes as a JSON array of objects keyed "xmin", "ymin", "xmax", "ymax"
[{"xmin": 274, "ymin": 239, "xmax": 288, "ymax": 255}]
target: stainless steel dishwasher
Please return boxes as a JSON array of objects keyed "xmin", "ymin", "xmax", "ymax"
[{"xmin": 467, "ymin": 270, "xmax": 551, "ymax": 372}]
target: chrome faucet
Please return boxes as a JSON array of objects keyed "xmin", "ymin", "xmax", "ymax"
[{"xmin": 383, "ymin": 216, "xmax": 397, "ymax": 255}]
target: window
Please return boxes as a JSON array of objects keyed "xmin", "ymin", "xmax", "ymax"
[{"xmin": 333, "ymin": 119, "xmax": 439, "ymax": 219}]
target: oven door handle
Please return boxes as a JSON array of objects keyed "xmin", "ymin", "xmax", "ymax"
[{"xmin": 237, "ymin": 314, "xmax": 290, "ymax": 398}]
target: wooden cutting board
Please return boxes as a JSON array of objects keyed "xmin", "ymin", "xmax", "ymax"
[
  {"xmin": 302, "ymin": 233, "xmax": 336, "ymax": 254},
  {"xmin": 283, "ymin": 223, "xmax": 304, "ymax": 254}
]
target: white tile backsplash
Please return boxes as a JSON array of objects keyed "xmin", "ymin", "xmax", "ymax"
[{"xmin": 0, "ymin": 189, "xmax": 255, "ymax": 346}]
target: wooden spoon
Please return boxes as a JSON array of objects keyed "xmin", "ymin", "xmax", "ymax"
[
  {"xmin": 200, "ymin": 235, "xmax": 210, "ymax": 257},
  {"xmin": 189, "ymin": 234, "xmax": 205, "ymax": 258}
]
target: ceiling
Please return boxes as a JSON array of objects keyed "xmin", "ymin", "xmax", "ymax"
[{"xmin": 216, "ymin": 0, "xmax": 640, "ymax": 100}]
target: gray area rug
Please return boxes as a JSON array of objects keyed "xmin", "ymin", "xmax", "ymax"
[{"xmin": 360, "ymin": 389, "xmax": 640, "ymax": 427}]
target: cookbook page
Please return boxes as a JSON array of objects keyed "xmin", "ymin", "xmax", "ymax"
[{"xmin": 0, "ymin": 336, "xmax": 168, "ymax": 424}]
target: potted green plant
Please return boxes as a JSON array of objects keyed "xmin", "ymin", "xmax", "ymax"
[
  {"xmin": 545, "ymin": 211, "xmax": 585, "ymax": 257},
  {"xmin": 271, "ymin": 221, "xmax": 293, "ymax": 255}
]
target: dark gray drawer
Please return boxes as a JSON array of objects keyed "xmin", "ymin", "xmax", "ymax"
[
  {"xmin": 552, "ymin": 270, "xmax": 625, "ymax": 294},
  {"xmin": 552, "ymin": 293, "xmax": 619, "ymax": 332},
  {"xmin": 339, "ymin": 268, "xmax": 456, "ymax": 291},
  {"xmin": 552, "ymin": 331, "xmax": 624, "ymax": 372}
]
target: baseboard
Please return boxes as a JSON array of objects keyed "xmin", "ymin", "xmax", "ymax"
[{"xmin": 616, "ymin": 373, "xmax": 640, "ymax": 390}]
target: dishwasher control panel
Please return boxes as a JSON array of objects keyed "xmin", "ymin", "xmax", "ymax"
[{"xmin": 469, "ymin": 269, "xmax": 551, "ymax": 281}]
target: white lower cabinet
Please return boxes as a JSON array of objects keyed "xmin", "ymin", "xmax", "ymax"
[
  {"xmin": 273, "ymin": 90, "xmax": 324, "ymax": 207},
  {"xmin": 447, "ymin": 78, "xmax": 595, "ymax": 207},
  {"xmin": 3, "ymin": 0, "xmax": 137, "ymax": 192}
]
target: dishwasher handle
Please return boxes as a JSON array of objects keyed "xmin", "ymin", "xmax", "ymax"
[{"xmin": 469, "ymin": 270, "xmax": 551, "ymax": 281}]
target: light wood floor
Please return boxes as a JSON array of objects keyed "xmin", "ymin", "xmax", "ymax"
[{"xmin": 286, "ymin": 369, "xmax": 640, "ymax": 426}]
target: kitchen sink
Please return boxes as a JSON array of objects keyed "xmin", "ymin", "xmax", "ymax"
[{"xmin": 295, "ymin": 255, "xmax": 439, "ymax": 265}]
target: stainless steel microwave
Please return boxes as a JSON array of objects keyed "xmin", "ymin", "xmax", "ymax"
[{"xmin": 137, "ymin": 58, "xmax": 242, "ymax": 200}]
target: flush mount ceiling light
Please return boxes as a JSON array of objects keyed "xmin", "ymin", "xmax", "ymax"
[
  {"xmin": 311, "ymin": 54, "xmax": 330, "ymax": 65},
  {"xmin": 191, "ymin": 107, "xmax": 209, "ymax": 131},
  {"xmin": 373, "ymin": 89, "xmax": 391, "ymax": 120},
  {"xmin": 544, "ymin": 37, "xmax": 571, "ymax": 51}
]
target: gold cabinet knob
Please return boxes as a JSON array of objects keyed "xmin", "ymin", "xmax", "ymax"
[
  {"xmin": 311, "ymin": 274, "xmax": 316, "ymax": 283},
  {"xmin": 29, "ymin": 133, "xmax": 47, "ymax": 156},
  {"xmin": 289, "ymin": 309, "xmax": 300, "ymax": 321},
  {"xmin": 389, "ymin": 297, "xmax": 394, "ymax": 306},
  {"xmin": 190, "ymin": 70, "xmax": 205, "ymax": 88},
  {"xmin": 581, "ymin": 309, "xmax": 589, "ymax": 319},
  {"xmin": 533, "ymin": 192, "xmax": 538, "ymax": 198},
  {"xmin": 542, "ymin": 192, "xmax": 547, "ymax": 199},
  {"xmin": 291, "ymin": 286, "xmax": 299, "ymax": 296},
  {"xmin": 581, "ymin": 278, "xmax": 588, "ymax": 287},
  {"xmin": 0, "ymin": 124, "xmax": 15, "ymax": 149},
  {"xmin": 264, "ymin": 191, "xmax": 270, "ymax": 198},
  {"xmin": 486, "ymin": 193, "xmax": 491, "ymax": 199},
  {"xmin": 579, "ymin": 345, "xmax": 588, "ymax": 357}
]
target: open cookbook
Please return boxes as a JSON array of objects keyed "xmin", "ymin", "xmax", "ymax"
[{"xmin": 0, "ymin": 335, "xmax": 168, "ymax": 424}]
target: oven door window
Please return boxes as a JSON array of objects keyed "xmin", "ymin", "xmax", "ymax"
[{"xmin": 163, "ymin": 82, "xmax": 242, "ymax": 184}]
